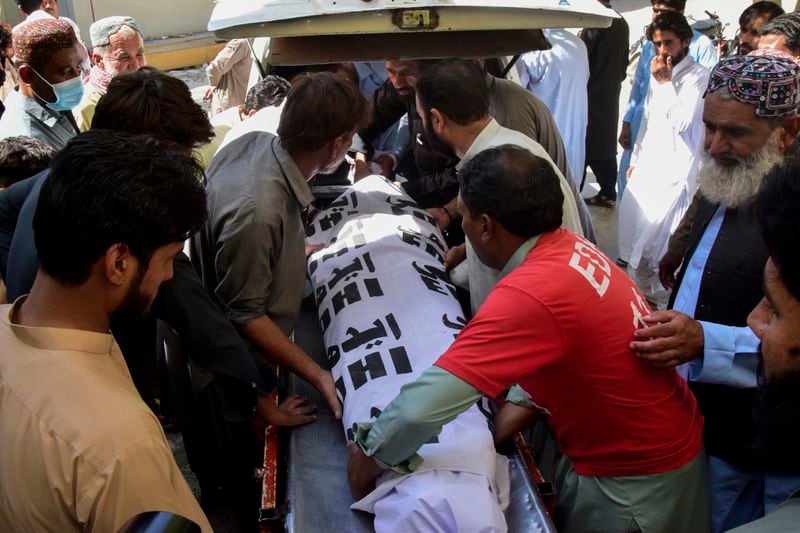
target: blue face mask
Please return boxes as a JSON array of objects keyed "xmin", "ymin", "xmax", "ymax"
[{"xmin": 30, "ymin": 67, "xmax": 84, "ymax": 112}]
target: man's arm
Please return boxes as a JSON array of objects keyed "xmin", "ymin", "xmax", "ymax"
[
  {"xmin": 650, "ymin": 61, "xmax": 708, "ymax": 133},
  {"xmin": 199, "ymin": 201, "xmax": 341, "ymax": 418},
  {"xmin": 348, "ymin": 366, "xmax": 482, "ymax": 499},
  {"xmin": 0, "ymin": 172, "xmax": 43, "ymax": 282},
  {"xmin": 401, "ymin": 163, "xmax": 461, "ymax": 208},
  {"xmin": 348, "ymin": 285, "xmax": 564, "ymax": 498},
  {"xmin": 622, "ymin": 41, "xmax": 652, "ymax": 124},
  {"xmin": 86, "ymin": 433, "xmax": 213, "ymax": 532},
  {"xmin": 659, "ymin": 193, "xmax": 700, "ymax": 290},
  {"xmin": 206, "ymin": 39, "xmax": 249, "ymax": 88},
  {"xmin": 630, "ymin": 310, "xmax": 760, "ymax": 388},
  {"xmin": 238, "ymin": 315, "xmax": 341, "ymax": 418},
  {"xmin": 359, "ymin": 80, "xmax": 408, "ymax": 146}
]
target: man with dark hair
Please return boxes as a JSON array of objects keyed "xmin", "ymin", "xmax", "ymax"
[
  {"xmin": 359, "ymin": 58, "xmax": 596, "ymax": 242},
  {"xmin": 215, "ymin": 65, "xmax": 351, "ymax": 154},
  {"xmin": 2, "ymin": 67, "xmax": 213, "ymax": 300},
  {"xmin": 618, "ymin": 0, "xmax": 717, "ymax": 198},
  {"xmin": 0, "ymin": 18, "xmax": 81, "ymax": 150},
  {"xmin": 0, "ymin": 135, "xmax": 54, "ymax": 188},
  {"xmin": 759, "ymin": 12, "xmax": 800, "ymax": 57},
  {"xmin": 738, "ymin": 1, "xmax": 786, "ymax": 55},
  {"xmin": 347, "ymin": 145, "xmax": 708, "ymax": 532},
  {"xmin": 91, "ymin": 66, "xmax": 213, "ymax": 150},
  {"xmin": 632, "ymin": 51, "xmax": 800, "ymax": 532},
  {"xmin": 729, "ymin": 156, "xmax": 800, "ymax": 532},
  {"xmin": 618, "ymin": 11, "xmax": 709, "ymax": 309},
  {"xmin": 412, "ymin": 59, "xmax": 583, "ymax": 311},
  {"xmin": 193, "ymin": 72, "xmax": 369, "ymax": 430},
  {"xmin": 0, "ymin": 67, "xmax": 317, "ymax": 525},
  {"xmin": 0, "ymin": 130, "xmax": 211, "ymax": 531},
  {"xmin": 16, "ymin": 0, "xmax": 43, "ymax": 15}
]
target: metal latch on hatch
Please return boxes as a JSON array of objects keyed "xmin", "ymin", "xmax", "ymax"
[{"xmin": 393, "ymin": 8, "xmax": 440, "ymax": 30}]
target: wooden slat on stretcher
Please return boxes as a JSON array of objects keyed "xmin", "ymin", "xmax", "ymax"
[{"xmin": 259, "ymin": 390, "xmax": 280, "ymax": 532}]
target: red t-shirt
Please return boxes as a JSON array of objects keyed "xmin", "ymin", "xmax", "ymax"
[{"xmin": 436, "ymin": 229, "xmax": 703, "ymax": 477}]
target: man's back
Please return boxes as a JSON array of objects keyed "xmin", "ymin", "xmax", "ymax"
[
  {"xmin": 487, "ymin": 75, "xmax": 573, "ymax": 185},
  {"xmin": 438, "ymin": 229, "xmax": 703, "ymax": 476},
  {"xmin": 0, "ymin": 304, "xmax": 209, "ymax": 531}
]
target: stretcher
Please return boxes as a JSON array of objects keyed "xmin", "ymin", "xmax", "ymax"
[{"xmin": 258, "ymin": 184, "xmax": 558, "ymax": 532}]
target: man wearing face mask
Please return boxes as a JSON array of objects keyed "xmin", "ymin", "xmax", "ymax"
[
  {"xmin": 0, "ymin": 18, "xmax": 81, "ymax": 150},
  {"xmin": 74, "ymin": 16, "xmax": 146, "ymax": 131},
  {"xmin": 193, "ymin": 73, "xmax": 369, "ymax": 427}
]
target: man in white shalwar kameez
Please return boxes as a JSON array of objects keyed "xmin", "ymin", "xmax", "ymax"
[
  {"xmin": 618, "ymin": 12, "xmax": 710, "ymax": 309},
  {"xmin": 517, "ymin": 29, "xmax": 590, "ymax": 185}
]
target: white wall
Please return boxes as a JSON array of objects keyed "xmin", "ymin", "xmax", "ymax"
[{"xmin": 68, "ymin": 0, "xmax": 216, "ymax": 42}]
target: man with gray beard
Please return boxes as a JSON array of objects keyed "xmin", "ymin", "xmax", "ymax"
[{"xmin": 629, "ymin": 51, "xmax": 800, "ymax": 532}]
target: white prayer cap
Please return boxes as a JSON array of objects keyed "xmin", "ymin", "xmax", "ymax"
[{"xmin": 90, "ymin": 16, "xmax": 140, "ymax": 48}]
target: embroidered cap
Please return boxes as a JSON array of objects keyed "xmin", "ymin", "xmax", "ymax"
[
  {"xmin": 705, "ymin": 49, "xmax": 800, "ymax": 118},
  {"xmin": 12, "ymin": 18, "xmax": 76, "ymax": 65}
]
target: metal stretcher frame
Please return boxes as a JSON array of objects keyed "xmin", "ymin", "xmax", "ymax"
[{"xmin": 259, "ymin": 186, "xmax": 557, "ymax": 531}]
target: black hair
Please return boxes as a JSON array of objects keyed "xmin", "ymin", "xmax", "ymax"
[
  {"xmin": 278, "ymin": 72, "xmax": 368, "ymax": 153},
  {"xmin": 16, "ymin": 0, "xmax": 42, "ymax": 15},
  {"xmin": 0, "ymin": 136, "xmax": 55, "ymax": 187},
  {"xmin": 243, "ymin": 75, "xmax": 292, "ymax": 114},
  {"xmin": 740, "ymin": 1, "xmax": 785, "ymax": 29},
  {"xmin": 34, "ymin": 130, "xmax": 207, "ymax": 285},
  {"xmin": 92, "ymin": 66, "xmax": 214, "ymax": 149},
  {"xmin": 757, "ymin": 155, "xmax": 800, "ymax": 301},
  {"xmin": 650, "ymin": 0, "xmax": 686, "ymax": 12},
  {"xmin": 415, "ymin": 59, "xmax": 489, "ymax": 126},
  {"xmin": 459, "ymin": 145, "xmax": 563, "ymax": 238},
  {"xmin": 647, "ymin": 11, "xmax": 693, "ymax": 44},
  {"xmin": 0, "ymin": 24, "xmax": 11, "ymax": 51},
  {"xmin": 759, "ymin": 12, "xmax": 800, "ymax": 55}
]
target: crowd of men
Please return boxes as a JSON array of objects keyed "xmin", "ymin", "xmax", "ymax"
[{"xmin": 0, "ymin": 0, "xmax": 800, "ymax": 532}]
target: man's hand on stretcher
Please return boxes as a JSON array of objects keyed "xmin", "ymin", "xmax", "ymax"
[
  {"xmin": 253, "ymin": 393, "xmax": 318, "ymax": 439},
  {"xmin": 347, "ymin": 441, "xmax": 384, "ymax": 501}
]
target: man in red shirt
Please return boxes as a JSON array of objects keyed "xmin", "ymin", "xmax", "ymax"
[{"xmin": 348, "ymin": 145, "xmax": 708, "ymax": 531}]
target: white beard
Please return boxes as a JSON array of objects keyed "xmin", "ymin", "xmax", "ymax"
[{"xmin": 696, "ymin": 131, "xmax": 784, "ymax": 208}]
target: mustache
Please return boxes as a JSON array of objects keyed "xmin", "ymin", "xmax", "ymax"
[{"xmin": 696, "ymin": 132, "xmax": 783, "ymax": 208}]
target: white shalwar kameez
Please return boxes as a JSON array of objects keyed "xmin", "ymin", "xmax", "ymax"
[
  {"xmin": 618, "ymin": 56, "xmax": 709, "ymax": 309},
  {"xmin": 517, "ymin": 29, "xmax": 590, "ymax": 184}
]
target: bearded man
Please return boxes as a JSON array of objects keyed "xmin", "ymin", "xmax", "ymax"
[
  {"xmin": 630, "ymin": 50, "xmax": 800, "ymax": 533},
  {"xmin": 618, "ymin": 11, "xmax": 709, "ymax": 309},
  {"xmin": 74, "ymin": 16, "xmax": 145, "ymax": 131}
]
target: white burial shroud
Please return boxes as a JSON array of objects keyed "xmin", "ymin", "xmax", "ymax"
[{"xmin": 306, "ymin": 176, "xmax": 510, "ymax": 532}]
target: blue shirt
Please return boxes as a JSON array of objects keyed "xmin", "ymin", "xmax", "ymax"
[{"xmin": 673, "ymin": 206, "xmax": 761, "ymax": 389}]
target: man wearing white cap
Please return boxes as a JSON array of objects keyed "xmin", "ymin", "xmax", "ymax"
[{"xmin": 74, "ymin": 16, "xmax": 145, "ymax": 131}]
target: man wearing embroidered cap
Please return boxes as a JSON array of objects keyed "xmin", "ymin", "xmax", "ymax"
[
  {"xmin": 0, "ymin": 17, "xmax": 81, "ymax": 150},
  {"xmin": 630, "ymin": 50, "xmax": 800, "ymax": 532},
  {"xmin": 74, "ymin": 16, "xmax": 145, "ymax": 131}
]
